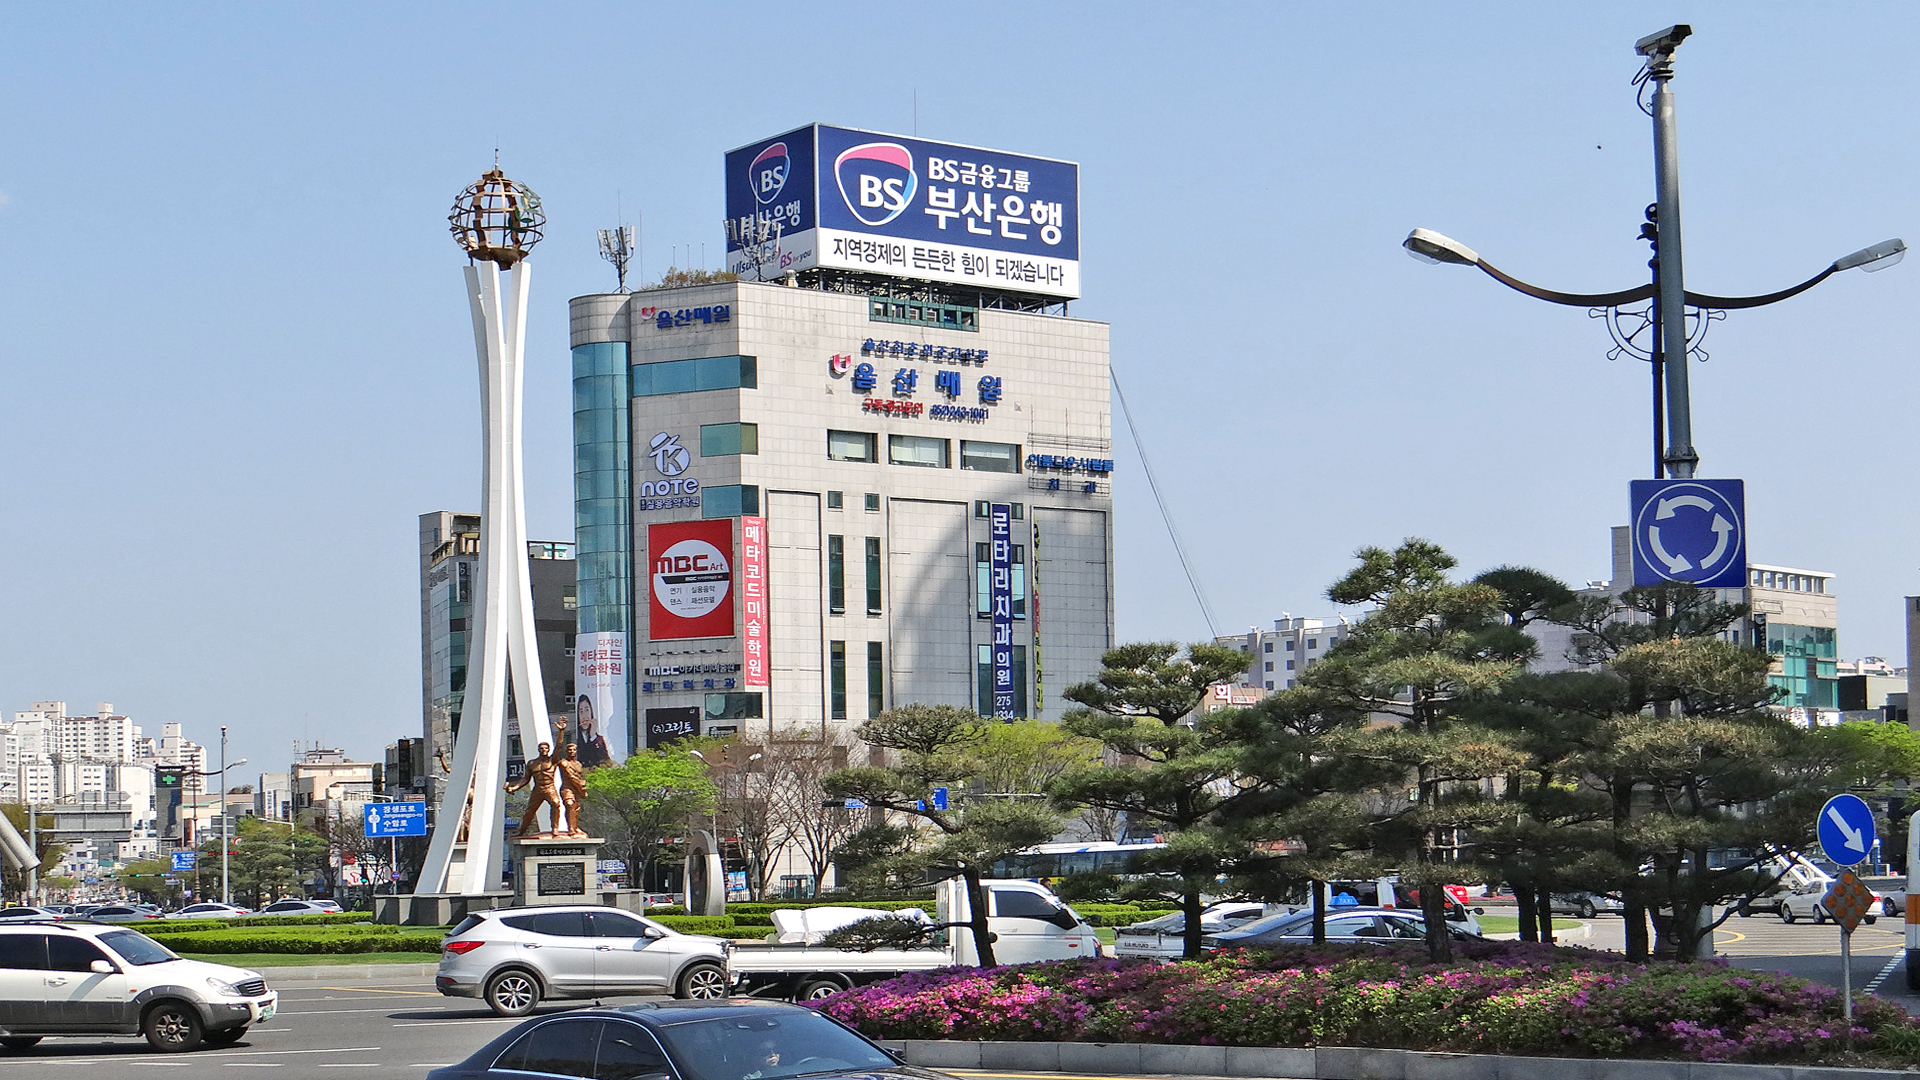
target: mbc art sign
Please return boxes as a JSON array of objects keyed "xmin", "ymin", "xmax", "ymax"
[{"xmin": 724, "ymin": 124, "xmax": 1081, "ymax": 298}]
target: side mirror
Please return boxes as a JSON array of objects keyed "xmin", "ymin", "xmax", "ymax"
[
  {"xmin": 883, "ymin": 1047, "xmax": 908, "ymax": 1063},
  {"xmin": 1472, "ymin": 908, "xmax": 1485, "ymax": 916},
  {"xmin": 90, "ymin": 959, "xmax": 115, "ymax": 974}
]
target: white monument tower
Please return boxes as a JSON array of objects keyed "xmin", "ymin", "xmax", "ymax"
[{"xmin": 420, "ymin": 167, "xmax": 551, "ymax": 895}]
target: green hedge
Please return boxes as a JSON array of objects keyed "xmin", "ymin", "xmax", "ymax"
[
  {"xmin": 724, "ymin": 901, "xmax": 938, "ymax": 917},
  {"xmin": 146, "ymin": 925, "xmax": 444, "ymax": 955},
  {"xmin": 651, "ymin": 915, "xmax": 736, "ymax": 936},
  {"xmin": 1072, "ymin": 905, "xmax": 1179, "ymax": 927},
  {"xmin": 137, "ymin": 913, "xmax": 377, "ymax": 933}
]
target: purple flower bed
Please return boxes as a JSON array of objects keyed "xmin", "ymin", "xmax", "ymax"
[{"xmin": 815, "ymin": 940, "xmax": 1920, "ymax": 1067}]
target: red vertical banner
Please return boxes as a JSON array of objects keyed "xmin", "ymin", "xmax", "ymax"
[{"xmin": 741, "ymin": 516, "xmax": 770, "ymax": 687}]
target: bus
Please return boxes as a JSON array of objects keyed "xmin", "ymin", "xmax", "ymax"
[{"xmin": 989, "ymin": 840, "xmax": 1167, "ymax": 881}]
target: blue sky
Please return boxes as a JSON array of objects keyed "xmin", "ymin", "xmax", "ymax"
[{"xmin": 3, "ymin": 3, "xmax": 1916, "ymax": 776}]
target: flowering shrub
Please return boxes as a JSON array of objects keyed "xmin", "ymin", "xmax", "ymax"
[{"xmin": 814, "ymin": 940, "xmax": 1920, "ymax": 1067}]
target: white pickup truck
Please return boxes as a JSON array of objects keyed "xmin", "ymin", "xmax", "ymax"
[{"xmin": 729, "ymin": 878, "xmax": 1101, "ymax": 999}]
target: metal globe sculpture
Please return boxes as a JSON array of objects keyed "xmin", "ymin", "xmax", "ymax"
[{"xmin": 448, "ymin": 167, "xmax": 544, "ymax": 268}]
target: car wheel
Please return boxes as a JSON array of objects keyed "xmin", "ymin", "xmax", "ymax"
[
  {"xmin": 1781, "ymin": 904, "xmax": 1796, "ymax": 924},
  {"xmin": 1885, "ymin": 900, "xmax": 1897, "ymax": 917},
  {"xmin": 1814, "ymin": 906, "xmax": 1829, "ymax": 925},
  {"xmin": 0, "ymin": 1036, "xmax": 41, "ymax": 1051},
  {"xmin": 1578, "ymin": 901, "xmax": 1596, "ymax": 919},
  {"xmin": 1735, "ymin": 901, "xmax": 1750, "ymax": 918},
  {"xmin": 204, "ymin": 1027, "xmax": 245, "ymax": 1047},
  {"xmin": 1866, "ymin": 914, "xmax": 1879, "ymax": 925},
  {"xmin": 675, "ymin": 961, "xmax": 730, "ymax": 1000},
  {"xmin": 485, "ymin": 969, "xmax": 541, "ymax": 1017},
  {"xmin": 143, "ymin": 1000, "xmax": 205, "ymax": 1052},
  {"xmin": 793, "ymin": 978, "xmax": 845, "ymax": 1001}
]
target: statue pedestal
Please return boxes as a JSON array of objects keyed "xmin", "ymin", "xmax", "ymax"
[{"xmin": 510, "ymin": 836, "xmax": 604, "ymax": 908}]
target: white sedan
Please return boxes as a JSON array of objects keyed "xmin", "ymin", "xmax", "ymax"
[
  {"xmin": 1779, "ymin": 881, "xmax": 1879, "ymax": 925},
  {"xmin": 166, "ymin": 902, "xmax": 253, "ymax": 919}
]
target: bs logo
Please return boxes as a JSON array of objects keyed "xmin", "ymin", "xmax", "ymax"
[
  {"xmin": 749, "ymin": 142, "xmax": 789, "ymax": 205},
  {"xmin": 834, "ymin": 142, "xmax": 917, "ymax": 226}
]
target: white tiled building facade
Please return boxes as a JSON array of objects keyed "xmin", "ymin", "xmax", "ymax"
[{"xmin": 569, "ymin": 280, "xmax": 1115, "ymax": 746}]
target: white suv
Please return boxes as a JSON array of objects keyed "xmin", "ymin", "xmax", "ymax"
[
  {"xmin": 436, "ymin": 905, "xmax": 730, "ymax": 1015},
  {"xmin": 0, "ymin": 921, "xmax": 276, "ymax": 1052}
]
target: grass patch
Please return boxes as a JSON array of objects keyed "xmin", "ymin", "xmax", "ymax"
[
  {"xmin": 1475, "ymin": 915, "xmax": 1584, "ymax": 935},
  {"xmin": 176, "ymin": 950, "xmax": 443, "ymax": 966}
]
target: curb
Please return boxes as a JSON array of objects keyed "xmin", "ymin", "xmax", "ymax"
[
  {"xmin": 884, "ymin": 1040, "xmax": 1920, "ymax": 1080},
  {"xmin": 249, "ymin": 962, "xmax": 440, "ymax": 981},
  {"xmin": 1487, "ymin": 920, "xmax": 1594, "ymax": 942}
]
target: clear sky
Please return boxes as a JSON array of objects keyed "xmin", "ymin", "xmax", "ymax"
[{"xmin": 3, "ymin": 3, "xmax": 1916, "ymax": 779}]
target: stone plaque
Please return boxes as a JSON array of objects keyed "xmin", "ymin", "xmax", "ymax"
[{"xmin": 537, "ymin": 861, "xmax": 587, "ymax": 897}]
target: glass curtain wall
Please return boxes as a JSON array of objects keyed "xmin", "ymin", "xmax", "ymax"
[{"xmin": 573, "ymin": 341, "xmax": 633, "ymax": 741}]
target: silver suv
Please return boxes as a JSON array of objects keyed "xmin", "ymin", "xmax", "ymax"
[
  {"xmin": 437, "ymin": 905, "xmax": 730, "ymax": 1016},
  {"xmin": 0, "ymin": 920, "xmax": 276, "ymax": 1052}
]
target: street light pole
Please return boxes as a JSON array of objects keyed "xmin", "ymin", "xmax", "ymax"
[
  {"xmin": 1640, "ymin": 26, "xmax": 1697, "ymax": 479},
  {"xmin": 220, "ymin": 728, "xmax": 229, "ymax": 905}
]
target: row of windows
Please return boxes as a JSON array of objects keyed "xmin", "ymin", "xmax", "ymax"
[
  {"xmin": 1261, "ymin": 638, "xmax": 1322, "ymax": 653},
  {"xmin": 869, "ymin": 298, "xmax": 980, "ymax": 331},
  {"xmin": 1265, "ymin": 658, "xmax": 1317, "ymax": 672},
  {"xmin": 826, "ymin": 536, "xmax": 883, "ymax": 616},
  {"xmin": 828, "ymin": 641, "xmax": 887, "ymax": 720},
  {"xmin": 825, "ymin": 491, "xmax": 882, "ymax": 512},
  {"xmin": 632, "ymin": 355, "xmax": 757, "ymax": 397},
  {"xmin": 828, "ymin": 430, "xmax": 1021, "ymax": 472},
  {"xmin": 1752, "ymin": 569, "xmax": 1826, "ymax": 594}
]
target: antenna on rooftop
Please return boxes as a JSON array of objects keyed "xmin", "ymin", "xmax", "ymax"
[{"xmin": 597, "ymin": 224, "xmax": 634, "ymax": 292}]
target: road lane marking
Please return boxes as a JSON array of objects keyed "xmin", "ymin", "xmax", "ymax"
[
  {"xmin": 393, "ymin": 1017, "xmax": 523, "ymax": 1027},
  {"xmin": 1867, "ymin": 952, "xmax": 1905, "ymax": 993},
  {"xmin": 315, "ymin": 1066, "xmax": 382, "ymax": 1069},
  {"xmin": 305, "ymin": 986, "xmax": 442, "ymax": 996}
]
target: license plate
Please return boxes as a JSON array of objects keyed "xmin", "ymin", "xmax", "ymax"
[{"xmin": 258, "ymin": 1003, "xmax": 276, "ymax": 1022}]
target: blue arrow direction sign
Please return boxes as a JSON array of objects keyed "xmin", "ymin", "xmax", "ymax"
[
  {"xmin": 1818, "ymin": 793, "xmax": 1877, "ymax": 867},
  {"xmin": 170, "ymin": 851, "xmax": 197, "ymax": 873},
  {"xmin": 364, "ymin": 801, "xmax": 429, "ymax": 838},
  {"xmin": 1629, "ymin": 479, "xmax": 1748, "ymax": 588}
]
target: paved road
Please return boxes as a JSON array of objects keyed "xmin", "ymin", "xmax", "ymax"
[
  {"xmin": 1569, "ymin": 907, "xmax": 1917, "ymax": 1008},
  {"xmin": 0, "ymin": 969, "xmax": 636, "ymax": 1078}
]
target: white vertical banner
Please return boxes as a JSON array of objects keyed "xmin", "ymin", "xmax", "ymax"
[{"xmin": 574, "ymin": 631, "xmax": 628, "ymax": 766}]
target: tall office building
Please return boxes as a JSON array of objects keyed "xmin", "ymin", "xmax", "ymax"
[
  {"xmin": 417, "ymin": 512, "xmax": 578, "ymax": 806},
  {"xmin": 569, "ymin": 125, "xmax": 1113, "ymax": 749}
]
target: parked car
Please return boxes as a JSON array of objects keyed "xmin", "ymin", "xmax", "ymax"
[
  {"xmin": 1735, "ymin": 850, "xmax": 1834, "ymax": 916},
  {"xmin": 309, "ymin": 899, "xmax": 343, "ymax": 913},
  {"xmin": 427, "ymin": 999, "xmax": 901, "ymax": 1080},
  {"xmin": 256, "ymin": 899, "xmax": 333, "ymax": 917},
  {"xmin": 0, "ymin": 906, "xmax": 65, "ymax": 923},
  {"xmin": 1882, "ymin": 886, "xmax": 1907, "ymax": 917},
  {"xmin": 1203, "ymin": 907, "xmax": 1477, "ymax": 951},
  {"xmin": 86, "ymin": 904, "xmax": 165, "ymax": 923},
  {"xmin": 1114, "ymin": 902, "xmax": 1269, "ymax": 959},
  {"xmin": 1779, "ymin": 880, "xmax": 1880, "ymax": 925},
  {"xmin": 436, "ymin": 904, "xmax": 731, "ymax": 1016},
  {"xmin": 1547, "ymin": 892, "xmax": 1625, "ymax": 918},
  {"xmin": 167, "ymin": 903, "xmax": 252, "ymax": 920},
  {"xmin": 0, "ymin": 921, "xmax": 277, "ymax": 1051}
]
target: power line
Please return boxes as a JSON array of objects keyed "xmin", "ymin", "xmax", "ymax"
[{"xmin": 1111, "ymin": 365, "xmax": 1219, "ymax": 638}]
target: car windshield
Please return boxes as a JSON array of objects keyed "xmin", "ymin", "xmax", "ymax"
[
  {"xmin": 1216, "ymin": 911, "xmax": 1307, "ymax": 937},
  {"xmin": 654, "ymin": 1011, "xmax": 895, "ymax": 1080},
  {"xmin": 98, "ymin": 929, "xmax": 181, "ymax": 966}
]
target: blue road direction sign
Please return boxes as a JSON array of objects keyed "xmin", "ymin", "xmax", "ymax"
[
  {"xmin": 1818, "ymin": 793, "xmax": 1877, "ymax": 867},
  {"xmin": 1629, "ymin": 479, "xmax": 1748, "ymax": 588},
  {"xmin": 364, "ymin": 801, "xmax": 428, "ymax": 838},
  {"xmin": 170, "ymin": 851, "xmax": 196, "ymax": 873}
]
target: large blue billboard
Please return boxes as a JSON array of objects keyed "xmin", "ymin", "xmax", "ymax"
[{"xmin": 724, "ymin": 124, "xmax": 1080, "ymax": 299}]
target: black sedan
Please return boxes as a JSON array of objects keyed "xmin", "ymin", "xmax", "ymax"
[{"xmin": 428, "ymin": 999, "xmax": 933, "ymax": 1080}]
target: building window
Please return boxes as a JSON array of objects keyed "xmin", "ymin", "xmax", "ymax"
[
  {"xmin": 867, "ymin": 642, "xmax": 884, "ymax": 718},
  {"xmin": 826, "ymin": 490, "xmax": 843, "ymax": 510},
  {"xmin": 976, "ymin": 644, "xmax": 1029, "ymax": 719},
  {"xmin": 632, "ymin": 355, "xmax": 756, "ymax": 396},
  {"xmin": 1263, "ymin": 642, "xmax": 1273, "ymax": 653},
  {"xmin": 1286, "ymin": 660, "xmax": 1295, "ymax": 670},
  {"xmin": 827, "ymin": 536, "xmax": 846, "ymax": 615},
  {"xmin": 975, "ymin": 543, "xmax": 1027, "ymax": 618},
  {"xmin": 960, "ymin": 441, "xmax": 1020, "ymax": 473},
  {"xmin": 701, "ymin": 485, "xmax": 760, "ymax": 518},
  {"xmin": 704, "ymin": 693, "xmax": 763, "ymax": 722},
  {"xmin": 865, "ymin": 538, "xmax": 883, "ymax": 615},
  {"xmin": 829, "ymin": 642, "xmax": 847, "ymax": 720},
  {"xmin": 1285, "ymin": 640, "xmax": 1295, "ymax": 651},
  {"xmin": 888, "ymin": 434, "xmax": 949, "ymax": 468},
  {"xmin": 1011, "ymin": 503, "xmax": 1024, "ymax": 520},
  {"xmin": 700, "ymin": 422, "xmax": 758, "ymax": 456},
  {"xmin": 864, "ymin": 493, "xmax": 880, "ymax": 512},
  {"xmin": 1265, "ymin": 681, "xmax": 1274, "ymax": 690},
  {"xmin": 828, "ymin": 430, "xmax": 878, "ymax": 463},
  {"xmin": 1264, "ymin": 662, "xmax": 1274, "ymax": 672}
]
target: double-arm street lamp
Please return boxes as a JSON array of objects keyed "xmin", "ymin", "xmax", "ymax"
[{"xmin": 1405, "ymin": 25, "xmax": 1903, "ymax": 479}]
